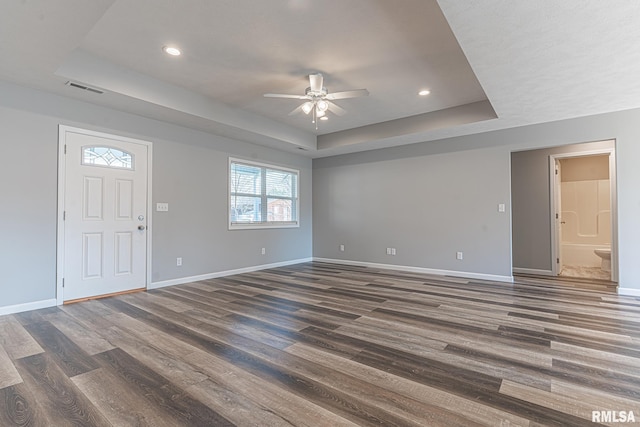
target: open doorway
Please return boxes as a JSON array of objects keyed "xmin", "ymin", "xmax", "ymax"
[
  {"xmin": 550, "ymin": 151, "xmax": 616, "ymax": 281},
  {"xmin": 511, "ymin": 139, "xmax": 617, "ymax": 284}
]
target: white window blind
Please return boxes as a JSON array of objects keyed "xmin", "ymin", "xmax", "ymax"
[{"xmin": 229, "ymin": 159, "xmax": 299, "ymax": 229}]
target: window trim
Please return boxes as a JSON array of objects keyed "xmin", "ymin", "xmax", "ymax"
[{"xmin": 228, "ymin": 157, "xmax": 300, "ymax": 230}]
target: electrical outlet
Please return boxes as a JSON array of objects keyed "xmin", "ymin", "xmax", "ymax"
[
  {"xmin": 261, "ymin": 247, "xmax": 266, "ymax": 255},
  {"xmin": 498, "ymin": 203, "xmax": 506, "ymax": 212},
  {"xmin": 391, "ymin": 248, "xmax": 397, "ymax": 256},
  {"xmin": 386, "ymin": 248, "xmax": 392, "ymax": 255},
  {"xmin": 176, "ymin": 257, "xmax": 182, "ymax": 266},
  {"xmin": 339, "ymin": 244, "xmax": 345, "ymax": 252},
  {"xmin": 156, "ymin": 202, "xmax": 169, "ymax": 212},
  {"xmin": 456, "ymin": 252, "xmax": 463, "ymax": 260}
]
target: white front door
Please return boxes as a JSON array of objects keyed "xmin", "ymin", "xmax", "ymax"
[{"xmin": 60, "ymin": 127, "xmax": 150, "ymax": 302}]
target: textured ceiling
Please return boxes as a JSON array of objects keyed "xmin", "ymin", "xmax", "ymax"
[{"xmin": 1, "ymin": 1, "xmax": 640, "ymax": 157}]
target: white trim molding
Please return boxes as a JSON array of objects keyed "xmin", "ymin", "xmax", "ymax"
[
  {"xmin": 149, "ymin": 258, "xmax": 313, "ymax": 290},
  {"xmin": 314, "ymin": 258, "xmax": 514, "ymax": 283},
  {"xmin": 0, "ymin": 299, "xmax": 57, "ymax": 316},
  {"xmin": 618, "ymin": 288, "xmax": 640, "ymax": 297}
]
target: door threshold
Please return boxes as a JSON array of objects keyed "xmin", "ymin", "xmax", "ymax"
[{"xmin": 63, "ymin": 287, "xmax": 146, "ymax": 305}]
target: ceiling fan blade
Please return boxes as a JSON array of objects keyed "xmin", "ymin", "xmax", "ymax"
[
  {"xmin": 264, "ymin": 93, "xmax": 308, "ymax": 99},
  {"xmin": 327, "ymin": 101, "xmax": 346, "ymax": 116},
  {"xmin": 325, "ymin": 89, "xmax": 369, "ymax": 100},
  {"xmin": 288, "ymin": 105, "xmax": 305, "ymax": 116},
  {"xmin": 309, "ymin": 73, "xmax": 324, "ymax": 93}
]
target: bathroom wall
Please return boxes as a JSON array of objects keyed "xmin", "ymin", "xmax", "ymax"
[{"xmin": 560, "ymin": 155, "xmax": 611, "ymax": 267}]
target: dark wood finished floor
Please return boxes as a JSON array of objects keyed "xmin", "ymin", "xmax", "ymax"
[{"xmin": 1, "ymin": 262, "xmax": 639, "ymax": 426}]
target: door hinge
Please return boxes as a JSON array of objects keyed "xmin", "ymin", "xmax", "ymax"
[
  {"xmin": 555, "ymin": 167, "xmax": 558, "ymax": 175},
  {"xmin": 64, "ymin": 144, "xmax": 67, "ymax": 154},
  {"xmin": 63, "ymin": 211, "xmax": 66, "ymax": 221},
  {"xmin": 557, "ymin": 258, "xmax": 560, "ymax": 264},
  {"xmin": 556, "ymin": 213, "xmax": 559, "ymax": 219},
  {"xmin": 62, "ymin": 278, "xmax": 65, "ymax": 288}
]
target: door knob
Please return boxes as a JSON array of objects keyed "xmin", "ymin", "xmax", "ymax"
[{"xmin": 138, "ymin": 225, "xmax": 146, "ymax": 231}]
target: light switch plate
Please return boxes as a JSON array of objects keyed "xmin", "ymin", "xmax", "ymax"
[
  {"xmin": 156, "ymin": 202, "xmax": 169, "ymax": 212},
  {"xmin": 498, "ymin": 203, "xmax": 506, "ymax": 212}
]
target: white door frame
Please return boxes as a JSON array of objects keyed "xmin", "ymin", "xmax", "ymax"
[
  {"xmin": 56, "ymin": 125, "xmax": 153, "ymax": 305},
  {"xmin": 549, "ymin": 146, "xmax": 618, "ymax": 282}
]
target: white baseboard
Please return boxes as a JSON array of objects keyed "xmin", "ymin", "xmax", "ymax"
[
  {"xmin": 513, "ymin": 267, "xmax": 555, "ymax": 277},
  {"xmin": 313, "ymin": 258, "xmax": 514, "ymax": 283},
  {"xmin": 618, "ymin": 287, "xmax": 640, "ymax": 297},
  {"xmin": 149, "ymin": 257, "xmax": 313, "ymax": 290},
  {"xmin": 0, "ymin": 298, "xmax": 57, "ymax": 316}
]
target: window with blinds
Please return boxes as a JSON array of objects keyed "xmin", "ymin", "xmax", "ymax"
[{"xmin": 229, "ymin": 158, "xmax": 299, "ymax": 229}]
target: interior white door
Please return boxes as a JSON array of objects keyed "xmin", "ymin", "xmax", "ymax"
[{"xmin": 63, "ymin": 130, "xmax": 148, "ymax": 301}]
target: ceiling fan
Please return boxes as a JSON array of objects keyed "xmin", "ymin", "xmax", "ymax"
[{"xmin": 264, "ymin": 73, "xmax": 369, "ymax": 129}]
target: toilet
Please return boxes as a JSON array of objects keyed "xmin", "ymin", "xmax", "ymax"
[{"xmin": 594, "ymin": 248, "xmax": 612, "ymax": 272}]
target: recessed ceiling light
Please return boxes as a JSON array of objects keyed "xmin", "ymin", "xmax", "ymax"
[
  {"xmin": 418, "ymin": 89, "xmax": 431, "ymax": 96},
  {"xmin": 162, "ymin": 46, "xmax": 181, "ymax": 56}
]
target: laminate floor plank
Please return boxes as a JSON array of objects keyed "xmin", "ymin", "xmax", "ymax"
[
  {"xmin": 0, "ymin": 382, "xmax": 46, "ymax": 427},
  {"xmin": 153, "ymin": 287, "xmax": 234, "ymax": 315},
  {"xmin": 286, "ymin": 343, "xmax": 531, "ymax": 427},
  {"xmin": 500, "ymin": 380, "xmax": 604, "ymax": 423},
  {"xmin": 187, "ymin": 309, "xmax": 298, "ymax": 350},
  {"xmin": 97, "ymin": 325, "xmax": 209, "ymax": 389},
  {"xmin": 185, "ymin": 379, "xmax": 304, "ymax": 427},
  {"xmin": 0, "ymin": 315, "xmax": 43, "ymax": 360},
  {"xmin": 42, "ymin": 310, "xmax": 116, "ymax": 356},
  {"xmin": 154, "ymin": 286, "xmax": 237, "ymax": 318},
  {"xmin": 183, "ymin": 350, "xmax": 362, "ymax": 427},
  {"xmin": 71, "ymin": 367, "xmax": 185, "ymax": 427},
  {"xmin": 95, "ymin": 348, "xmax": 235, "ymax": 426},
  {"xmin": 22, "ymin": 321, "xmax": 99, "ymax": 378},
  {"xmin": 0, "ymin": 343, "xmax": 22, "ymax": 389},
  {"xmin": 100, "ymin": 312, "xmax": 202, "ymax": 358},
  {"xmin": 15, "ymin": 353, "xmax": 109, "ymax": 426},
  {"xmin": 12, "ymin": 307, "xmax": 61, "ymax": 326},
  {"xmin": 227, "ymin": 300, "xmax": 344, "ymax": 331},
  {"xmin": 135, "ymin": 290, "xmax": 196, "ymax": 313},
  {"xmin": 1, "ymin": 261, "xmax": 637, "ymax": 426},
  {"xmin": 550, "ymin": 378, "xmax": 640, "ymax": 412}
]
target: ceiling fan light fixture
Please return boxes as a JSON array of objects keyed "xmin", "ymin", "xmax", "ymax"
[
  {"xmin": 301, "ymin": 102, "xmax": 313, "ymax": 115},
  {"xmin": 418, "ymin": 89, "xmax": 431, "ymax": 96},
  {"xmin": 316, "ymin": 108, "xmax": 326, "ymax": 118},
  {"xmin": 319, "ymin": 116, "xmax": 329, "ymax": 121},
  {"xmin": 316, "ymin": 99, "xmax": 329, "ymax": 112}
]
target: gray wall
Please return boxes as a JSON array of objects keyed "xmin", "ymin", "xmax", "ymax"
[
  {"xmin": 511, "ymin": 140, "xmax": 614, "ymax": 272},
  {"xmin": 0, "ymin": 103, "xmax": 59, "ymax": 307},
  {"xmin": 313, "ymin": 110, "xmax": 640, "ymax": 293},
  {"xmin": 313, "ymin": 146, "xmax": 513, "ymax": 277},
  {"xmin": 0, "ymin": 81, "xmax": 312, "ymax": 310}
]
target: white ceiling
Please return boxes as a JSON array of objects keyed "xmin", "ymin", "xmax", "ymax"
[{"xmin": 2, "ymin": 0, "xmax": 640, "ymax": 157}]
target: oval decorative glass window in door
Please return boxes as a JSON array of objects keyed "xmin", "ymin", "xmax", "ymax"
[{"xmin": 82, "ymin": 146, "xmax": 134, "ymax": 169}]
